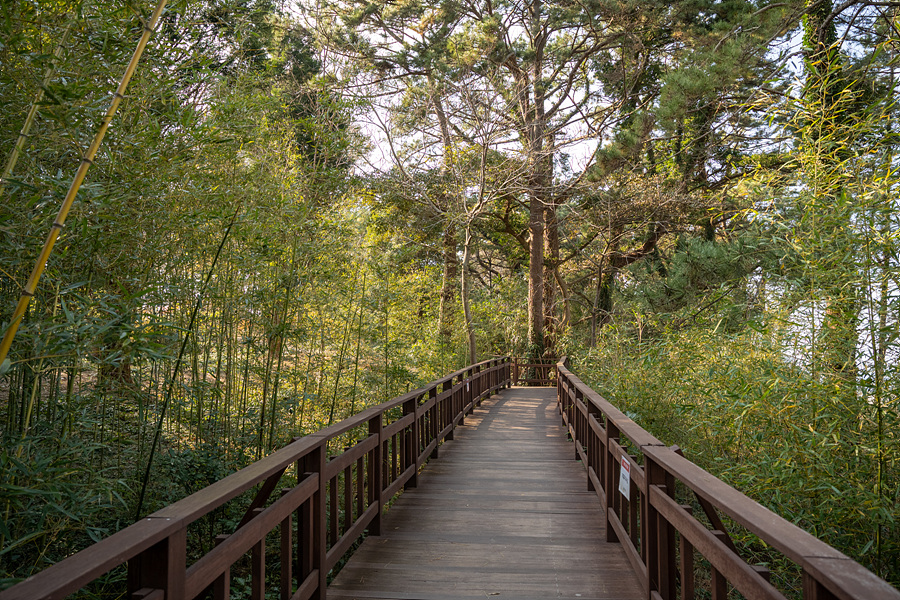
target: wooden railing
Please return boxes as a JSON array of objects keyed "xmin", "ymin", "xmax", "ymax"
[
  {"xmin": 557, "ymin": 357, "xmax": 900, "ymax": 600},
  {"xmin": 511, "ymin": 356, "xmax": 557, "ymax": 386},
  {"xmin": 0, "ymin": 357, "xmax": 511, "ymax": 600}
]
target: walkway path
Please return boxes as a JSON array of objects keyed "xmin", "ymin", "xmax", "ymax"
[{"xmin": 327, "ymin": 387, "xmax": 644, "ymax": 600}]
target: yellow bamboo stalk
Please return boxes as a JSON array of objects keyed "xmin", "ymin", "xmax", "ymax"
[
  {"xmin": 0, "ymin": 0, "xmax": 169, "ymax": 369},
  {"xmin": 0, "ymin": 21, "xmax": 73, "ymax": 197}
]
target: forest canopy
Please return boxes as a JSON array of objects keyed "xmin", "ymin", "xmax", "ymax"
[{"xmin": 0, "ymin": 0, "xmax": 898, "ymax": 593}]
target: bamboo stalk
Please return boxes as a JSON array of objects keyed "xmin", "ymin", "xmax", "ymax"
[
  {"xmin": 0, "ymin": 0, "xmax": 169, "ymax": 370},
  {"xmin": 0, "ymin": 22, "xmax": 73, "ymax": 197},
  {"xmin": 327, "ymin": 272, "xmax": 359, "ymax": 427},
  {"xmin": 348, "ymin": 272, "xmax": 366, "ymax": 417},
  {"xmin": 134, "ymin": 204, "xmax": 240, "ymax": 520}
]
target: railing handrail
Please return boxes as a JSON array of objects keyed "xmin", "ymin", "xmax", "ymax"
[
  {"xmin": 556, "ymin": 356, "xmax": 900, "ymax": 600},
  {"xmin": 510, "ymin": 356, "xmax": 558, "ymax": 386},
  {"xmin": 1, "ymin": 357, "xmax": 513, "ymax": 600}
]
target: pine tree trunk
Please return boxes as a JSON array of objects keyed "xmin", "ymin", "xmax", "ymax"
[
  {"xmin": 461, "ymin": 227, "xmax": 477, "ymax": 365},
  {"xmin": 543, "ymin": 203, "xmax": 559, "ymax": 351},
  {"xmin": 527, "ymin": 193, "xmax": 545, "ymax": 359},
  {"xmin": 438, "ymin": 224, "xmax": 457, "ymax": 348}
]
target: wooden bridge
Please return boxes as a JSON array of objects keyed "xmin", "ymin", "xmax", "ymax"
[{"xmin": 1, "ymin": 357, "xmax": 897, "ymax": 600}]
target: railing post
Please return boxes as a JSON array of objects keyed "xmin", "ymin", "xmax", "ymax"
[
  {"xmin": 251, "ymin": 507, "xmax": 265, "ymax": 600},
  {"xmin": 645, "ymin": 455, "xmax": 676, "ymax": 600},
  {"xmin": 429, "ymin": 386, "xmax": 439, "ymax": 458},
  {"xmin": 466, "ymin": 369, "xmax": 472, "ymax": 406},
  {"xmin": 463, "ymin": 370, "xmax": 470, "ymax": 416},
  {"xmin": 296, "ymin": 468, "xmax": 313, "ymax": 585},
  {"xmin": 556, "ymin": 368, "xmax": 562, "ymax": 413},
  {"xmin": 803, "ymin": 570, "xmax": 839, "ymax": 600},
  {"xmin": 573, "ymin": 387, "xmax": 583, "ymax": 461},
  {"xmin": 404, "ymin": 397, "xmax": 418, "ymax": 489},
  {"xmin": 445, "ymin": 379, "xmax": 454, "ymax": 441},
  {"xmin": 474, "ymin": 363, "xmax": 483, "ymax": 407},
  {"xmin": 458, "ymin": 372, "xmax": 465, "ymax": 421},
  {"xmin": 604, "ymin": 420, "xmax": 619, "ymax": 544},
  {"xmin": 213, "ymin": 534, "xmax": 230, "ymax": 600},
  {"xmin": 504, "ymin": 357, "xmax": 510, "ymax": 387},
  {"xmin": 299, "ymin": 444, "xmax": 327, "ymax": 599},
  {"xmin": 280, "ymin": 490, "xmax": 293, "ymax": 600},
  {"xmin": 368, "ymin": 414, "xmax": 384, "ymax": 536},
  {"xmin": 127, "ymin": 522, "xmax": 186, "ymax": 600},
  {"xmin": 558, "ymin": 373, "xmax": 567, "ymax": 425},
  {"xmin": 586, "ymin": 399, "xmax": 602, "ymax": 492}
]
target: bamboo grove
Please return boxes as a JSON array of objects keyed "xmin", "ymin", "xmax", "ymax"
[{"xmin": 1, "ymin": 0, "xmax": 899, "ymax": 594}]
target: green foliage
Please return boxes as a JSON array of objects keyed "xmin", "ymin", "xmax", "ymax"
[
  {"xmin": 576, "ymin": 320, "xmax": 899, "ymax": 588},
  {"xmin": 0, "ymin": 435, "xmax": 129, "ymax": 580},
  {"xmin": 575, "ymin": 17, "xmax": 900, "ymax": 588},
  {"xmin": 628, "ymin": 235, "xmax": 764, "ymax": 322}
]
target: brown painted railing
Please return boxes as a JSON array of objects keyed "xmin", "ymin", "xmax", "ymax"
[
  {"xmin": 557, "ymin": 357, "xmax": 900, "ymax": 600},
  {"xmin": 0, "ymin": 357, "xmax": 511, "ymax": 600},
  {"xmin": 511, "ymin": 356, "xmax": 557, "ymax": 386}
]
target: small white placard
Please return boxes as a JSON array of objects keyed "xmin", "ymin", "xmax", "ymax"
[{"xmin": 618, "ymin": 456, "xmax": 631, "ymax": 498}]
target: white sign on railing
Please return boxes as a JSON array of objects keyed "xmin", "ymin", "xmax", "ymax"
[{"xmin": 618, "ymin": 456, "xmax": 631, "ymax": 499}]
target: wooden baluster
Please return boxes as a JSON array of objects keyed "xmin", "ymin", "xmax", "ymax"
[
  {"xmin": 710, "ymin": 530, "xmax": 729, "ymax": 600},
  {"xmin": 416, "ymin": 394, "xmax": 424, "ymax": 459},
  {"xmin": 458, "ymin": 373, "xmax": 465, "ymax": 423},
  {"xmin": 329, "ymin": 475, "xmax": 339, "ymax": 547},
  {"xmin": 297, "ymin": 470, "xmax": 313, "ymax": 582},
  {"xmin": 456, "ymin": 375, "xmax": 462, "ymax": 424},
  {"xmin": 679, "ymin": 505, "xmax": 695, "ymax": 600},
  {"xmin": 753, "ymin": 565, "xmax": 771, "ymax": 582},
  {"xmin": 404, "ymin": 397, "xmax": 418, "ymax": 489},
  {"xmin": 281, "ymin": 491, "xmax": 292, "ymax": 600},
  {"xmin": 474, "ymin": 363, "xmax": 482, "ymax": 407},
  {"xmin": 212, "ymin": 534, "xmax": 230, "ymax": 600},
  {"xmin": 505, "ymin": 357, "xmax": 511, "ymax": 387},
  {"xmin": 298, "ymin": 445, "xmax": 327, "ymax": 600},
  {"xmin": 574, "ymin": 387, "xmax": 583, "ymax": 461},
  {"xmin": 429, "ymin": 386, "xmax": 439, "ymax": 459},
  {"xmin": 803, "ymin": 570, "xmax": 839, "ymax": 600},
  {"xmin": 383, "ymin": 435, "xmax": 390, "ymax": 489},
  {"xmin": 447, "ymin": 379, "xmax": 453, "ymax": 437},
  {"xmin": 251, "ymin": 508, "xmax": 265, "ymax": 600},
  {"xmin": 356, "ymin": 455, "xmax": 365, "ymax": 520},
  {"xmin": 456, "ymin": 373, "xmax": 461, "ymax": 417},
  {"xmin": 646, "ymin": 456, "xmax": 676, "ymax": 600},
  {"xmin": 445, "ymin": 380, "xmax": 454, "ymax": 441},
  {"xmin": 604, "ymin": 420, "xmax": 620, "ymax": 543},
  {"xmin": 368, "ymin": 414, "xmax": 383, "ymax": 536},
  {"xmin": 127, "ymin": 524, "xmax": 186, "ymax": 600},
  {"xmin": 470, "ymin": 369, "xmax": 474, "ymax": 412},
  {"xmin": 391, "ymin": 433, "xmax": 399, "ymax": 482},
  {"xmin": 628, "ymin": 462, "xmax": 639, "ymax": 550},
  {"xmin": 344, "ymin": 463, "xmax": 353, "ymax": 530},
  {"xmin": 586, "ymin": 402, "xmax": 598, "ymax": 491},
  {"xmin": 711, "ymin": 567, "xmax": 727, "ymax": 600},
  {"xmin": 597, "ymin": 412, "xmax": 606, "ymax": 493},
  {"xmin": 557, "ymin": 372, "xmax": 563, "ymax": 421}
]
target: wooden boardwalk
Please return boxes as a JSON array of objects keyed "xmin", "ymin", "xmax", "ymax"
[{"xmin": 328, "ymin": 387, "xmax": 643, "ymax": 600}]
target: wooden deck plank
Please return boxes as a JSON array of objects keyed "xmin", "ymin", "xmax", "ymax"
[{"xmin": 327, "ymin": 387, "xmax": 643, "ymax": 600}]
